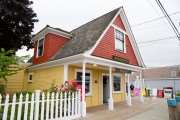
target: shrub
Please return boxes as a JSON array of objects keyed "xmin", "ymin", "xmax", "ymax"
[{"xmin": 176, "ymin": 92, "xmax": 180, "ymax": 96}]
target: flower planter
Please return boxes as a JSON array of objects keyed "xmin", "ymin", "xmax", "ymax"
[{"xmin": 167, "ymin": 99, "xmax": 176, "ymax": 120}]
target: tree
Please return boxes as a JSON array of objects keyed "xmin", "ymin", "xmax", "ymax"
[
  {"xmin": 0, "ymin": 48, "xmax": 20, "ymax": 93},
  {"xmin": 0, "ymin": 0, "xmax": 38, "ymax": 51}
]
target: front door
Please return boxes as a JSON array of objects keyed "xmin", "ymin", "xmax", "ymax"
[{"xmin": 103, "ymin": 75, "xmax": 109, "ymax": 104}]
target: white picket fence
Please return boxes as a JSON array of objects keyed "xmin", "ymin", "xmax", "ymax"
[{"xmin": 0, "ymin": 90, "xmax": 82, "ymax": 120}]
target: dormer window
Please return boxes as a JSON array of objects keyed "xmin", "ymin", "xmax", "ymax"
[
  {"xmin": 37, "ymin": 38, "xmax": 44, "ymax": 57},
  {"xmin": 115, "ymin": 29, "xmax": 125, "ymax": 52}
]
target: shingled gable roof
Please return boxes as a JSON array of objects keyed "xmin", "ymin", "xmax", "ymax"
[{"xmin": 51, "ymin": 7, "xmax": 120, "ymax": 60}]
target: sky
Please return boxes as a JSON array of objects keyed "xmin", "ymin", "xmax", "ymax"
[{"xmin": 16, "ymin": 0, "xmax": 180, "ymax": 67}]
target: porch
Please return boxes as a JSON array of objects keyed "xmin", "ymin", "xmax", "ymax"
[{"xmin": 62, "ymin": 54, "xmax": 145, "ymax": 117}]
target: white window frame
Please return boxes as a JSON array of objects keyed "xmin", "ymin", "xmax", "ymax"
[
  {"xmin": 36, "ymin": 37, "xmax": 45, "ymax": 58},
  {"xmin": 113, "ymin": 24, "xmax": 126, "ymax": 53},
  {"xmin": 113, "ymin": 73, "xmax": 122, "ymax": 93},
  {"xmin": 28, "ymin": 73, "xmax": 33, "ymax": 83},
  {"xmin": 75, "ymin": 69, "xmax": 92, "ymax": 96}
]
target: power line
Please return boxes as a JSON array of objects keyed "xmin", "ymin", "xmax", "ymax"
[
  {"xmin": 155, "ymin": 0, "xmax": 180, "ymax": 42},
  {"xmin": 137, "ymin": 35, "xmax": 176, "ymax": 45},
  {"xmin": 131, "ymin": 11, "xmax": 180, "ymax": 27},
  {"xmin": 145, "ymin": 0, "xmax": 162, "ymax": 16}
]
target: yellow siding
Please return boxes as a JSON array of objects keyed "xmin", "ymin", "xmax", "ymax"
[
  {"xmin": 0, "ymin": 69, "xmax": 25, "ymax": 93},
  {"xmin": 113, "ymin": 93, "xmax": 125, "ymax": 102},
  {"xmin": 24, "ymin": 66, "xmax": 64, "ymax": 91}
]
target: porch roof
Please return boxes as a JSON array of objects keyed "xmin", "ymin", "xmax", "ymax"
[{"xmin": 27, "ymin": 54, "xmax": 142, "ymax": 72}]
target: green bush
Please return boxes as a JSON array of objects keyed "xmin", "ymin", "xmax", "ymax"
[
  {"xmin": 176, "ymin": 92, "xmax": 180, "ymax": 96},
  {"xmin": 0, "ymin": 85, "xmax": 5, "ymax": 94}
]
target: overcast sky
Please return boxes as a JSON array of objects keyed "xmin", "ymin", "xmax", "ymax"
[{"xmin": 16, "ymin": 0, "xmax": 180, "ymax": 67}]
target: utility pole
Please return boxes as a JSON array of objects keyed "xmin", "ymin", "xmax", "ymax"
[{"xmin": 155, "ymin": 0, "xmax": 180, "ymax": 43}]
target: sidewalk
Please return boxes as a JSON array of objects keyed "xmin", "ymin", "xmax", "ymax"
[
  {"xmin": 83, "ymin": 97, "xmax": 168, "ymax": 120},
  {"xmin": 127, "ymin": 98, "xmax": 168, "ymax": 120}
]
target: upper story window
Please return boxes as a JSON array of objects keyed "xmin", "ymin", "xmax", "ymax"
[
  {"xmin": 115, "ymin": 29, "xmax": 125, "ymax": 52},
  {"xmin": 37, "ymin": 38, "xmax": 44, "ymax": 57}
]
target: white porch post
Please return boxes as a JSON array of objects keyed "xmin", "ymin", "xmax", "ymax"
[
  {"xmin": 81, "ymin": 62, "xmax": 86, "ymax": 117},
  {"xmin": 140, "ymin": 70, "xmax": 144, "ymax": 103},
  {"xmin": 64, "ymin": 64, "xmax": 68, "ymax": 83},
  {"xmin": 127, "ymin": 73, "xmax": 132, "ymax": 106},
  {"xmin": 108, "ymin": 67, "xmax": 114, "ymax": 111}
]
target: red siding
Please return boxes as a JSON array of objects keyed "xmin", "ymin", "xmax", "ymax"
[
  {"xmin": 92, "ymin": 16, "xmax": 139, "ymax": 66},
  {"xmin": 33, "ymin": 33, "xmax": 69, "ymax": 64},
  {"xmin": 113, "ymin": 15, "xmax": 126, "ymax": 31}
]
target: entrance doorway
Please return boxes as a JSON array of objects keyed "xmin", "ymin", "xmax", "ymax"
[{"xmin": 103, "ymin": 75, "xmax": 109, "ymax": 104}]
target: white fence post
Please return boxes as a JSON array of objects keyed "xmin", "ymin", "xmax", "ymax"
[
  {"xmin": 46, "ymin": 92, "xmax": 50, "ymax": 120},
  {"xmin": 78, "ymin": 90, "xmax": 81, "ymax": 117},
  {"xmin": 35, "ymin": 90, "xmax": 41, "ymax": 120},
  {"xmin": 24, "ymin": 94, "xmax": 29, "ymax": 120},
  {"xmin": 64, "ymin": 92, "xmax": 67, "ymax": 118},
  {"xmin": 3, "ymin": 94, "xmax": 9, "ymax": 120},
  {"xmin": 17, "ymin": 94, "xmax": 23, "ymax": 120},
  {"xmin": 30, "ymin": 93, "xmax": 35, "ymax": 120},
  {"xmin": 50, "ymin": 92, "xmax": 55, "ymax": 119},
  {"xmin": 60, "ymin": 92, "xmax": 63, "ymax": 119},
  {"xmin": 55, "ymin": 92, "xmax": 59, "ymax": 118},
  {"xmin": 75, "ymin": 91, "xmax": 78, "ymax": 116},
  {"xmin": 10, "ymin": 94, "xmax": 16, "ymax": 120},
  {"xmin": 41, "ymin": 93, "xmax": 45, "ymax": 120},
  {"xmin": 72, "ymin": 92, "xmax": 75, "ymax": 117},
  {"xmin": 68, "ymin": 92, "xmax": 71, "ymax": 117}
]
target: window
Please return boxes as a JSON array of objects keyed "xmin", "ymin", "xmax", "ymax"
[
  {"xmin": 37, "ymin": 38, "xmax": 44, "ymax": 57},
  {"xmin": 115, "ymin": 29, "xmax": 125, "ymax": 51},
  {"xmin": 113, "ymin": 74, "xmax": 121, "ymax": 92},
  {"xmin": 28, "ymin": 73, "xmax": 33, "ymax": 82},
  {"xmin": 76, "ymin": 71, "xmax": 91, "ymax": 95},
  {"xmin": 171, "ymin": 71, "xmax": 177, "ymax": 77}
]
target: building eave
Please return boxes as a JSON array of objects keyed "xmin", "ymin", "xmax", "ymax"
[{"xmin": 27, "ymin": 54, "xmax": 85, "ymax": 71}]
